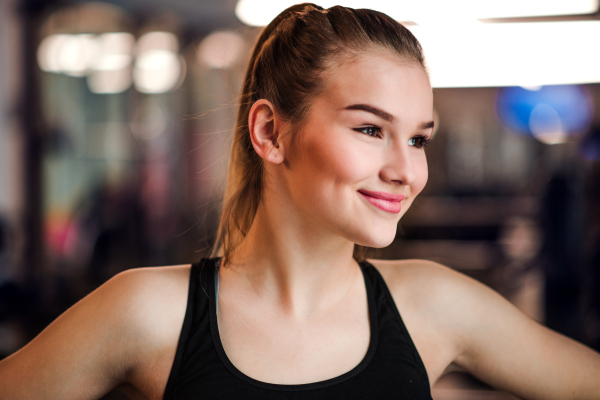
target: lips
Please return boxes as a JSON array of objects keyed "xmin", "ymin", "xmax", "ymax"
[{"xmin": 358, "ymin": 190, "xmax": 406, "ymax": 214}]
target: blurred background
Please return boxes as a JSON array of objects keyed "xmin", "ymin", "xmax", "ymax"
[{"xmin": 1, "ymin": 0, "xmax": 600, "ymax": 398}]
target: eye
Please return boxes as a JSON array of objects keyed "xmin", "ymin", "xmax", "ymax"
[
  {"xmin": 408, "ymin": 135, "xmax": 432, "ymax": 149},
  {"xmin": 354, "ymin": 125, "xmax": 383, "ymax": 138}
]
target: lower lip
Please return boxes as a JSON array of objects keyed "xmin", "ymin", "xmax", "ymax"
[{"xmin": 359, "ymin": 192, "xmax": 403, "ymax": 213}]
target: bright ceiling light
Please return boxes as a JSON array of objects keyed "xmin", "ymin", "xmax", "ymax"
[
  {"xmin": 38, "ymin": 32, "xmax": 134, "ymax": 90},
  {"xmin": 380, "ymin": 0, "xmax": 598, "ymax": 24},
  {"xmin": 54, "ymin": 34, "xmax": 98, "ymax": 77},
  {"xmin": 411, "ymin": 20, "xmax": 600, "ymax": 87},
  {"xmin": 37, "ymin": 34, "xmax": 69, "ymax": 72},
  {"xmin": 198, "ymin": 31, "xmax": 246, "ymax": 69},
  {"xmin": 93, "ymin": 32, "xmax": 134, "ymax": 71},
  {"xmin": 235, "ymin": 0, "xmax": 598, "ymax": 26},
  {"xmin": 234, "ymin": 0, "xmax": 600, "ymax": 87},
  {"xmin": 235, "ymin": 0, "xmax": 293, "ymax": 27},
  {"xmin": 87, "ymin": 67, "xmax": 132, "ymax": 94},
  {"xmin": 86, "ymin": 32, "xmax": 134, "ymax": 94},
  {"xmin": 133, "ymin": 31, "xmax": 183, "ymax": 93},
  {"xmin": 136, "ymin": 31, "xmax": 178, "ymax": 55},
  {"xmin": 133, "ymin": 52, "xmax": 182, "ymax": 94}
]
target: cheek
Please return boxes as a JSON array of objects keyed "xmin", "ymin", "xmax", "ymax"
[
  {"xmin": 297, "ymin": 131, "xmax": 377, "ymax": 190},
  {"xmin": 414, "ymin": 156, "xmax": 429, "ymax": 194},
  {"xmin": 401, "ymin": 156, "xmax": 428, "ymax": 216}
]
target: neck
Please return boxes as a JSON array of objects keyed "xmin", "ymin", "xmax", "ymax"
[{"xmin": 224, "ymin": 190, "xmax": 360, "ymax": 317}]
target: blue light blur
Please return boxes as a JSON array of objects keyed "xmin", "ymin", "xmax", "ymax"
[
  {"xmin": 495, "ymin": 85, "xmax": 592, "ymax": 137},
  {"xmin": 580, "ymin": 128, "xmax": 600, "ymax": 161}
]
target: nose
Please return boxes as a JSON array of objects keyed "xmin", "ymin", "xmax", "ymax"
[{"xmin": 379, "ymin": 141, "xmax": 417, "ymax": 185}]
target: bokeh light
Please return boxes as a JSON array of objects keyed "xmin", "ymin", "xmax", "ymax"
[
  {"xmin": 87, "ymin": 32, "xmax": 134, "ymax": 94},
  {"xmin": 580, "ymin": 128, "xmax": 600, "ymax": 160},
  {"xmin": 197, "ymin": 31, "xmax": 245, "ymax": 69},
  {"xmin": 133, "ymin": 31, "xmax": 183, "ymax": 94},
  {"xmin": 496, "ymin": 85, "xmax": 592, "ymax": 144},
  {"xmin": 37, "ymin": 34, "xmax": 68, "ymax": 73},
  {"xmin": 37, "ymin": 30, "xmax": 183, "ymax": 94},
  {"xmin": 235, "ymin": 0, "xmax": 598, "ymax": 27}
]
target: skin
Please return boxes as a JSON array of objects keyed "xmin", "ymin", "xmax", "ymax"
[{"xmin": 1, "ymin": 52, "xmax": 599, "ymax": 399}]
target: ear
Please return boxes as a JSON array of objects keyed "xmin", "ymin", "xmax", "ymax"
[{"xmin": 248, "ymin": 99, "xmax": 285, "ymax": 165}]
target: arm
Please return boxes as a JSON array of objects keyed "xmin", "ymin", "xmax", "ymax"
[
  {"xmin": 0, "ymin": 265, "xmax": 189, "ymax": 400},
  {"xmin": 411, "ymin": 261, "xmax": 600, "ymax": 399}
]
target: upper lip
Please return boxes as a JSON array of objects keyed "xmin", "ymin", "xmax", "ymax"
[{"xmin": 358, "ymin": 190, "xmax": 406, "ymax": 202}]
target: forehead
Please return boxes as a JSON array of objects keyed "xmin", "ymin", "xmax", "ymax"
[{"xmin": 316, "ymin": 52, "xmax": 433, "ymax": 122}]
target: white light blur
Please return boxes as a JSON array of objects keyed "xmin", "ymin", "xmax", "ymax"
[
  {"xmin": 38, "ymin": 32, "xmax": 135, "ymax": 94},
  {"xmin": 57, "ymin": 34, "xmax": 99, "ymax": 77},
  {"xmin": 133, "ymin": 32, "xmax": 182, "ymax": 93},
  {"xmin": 521, "ymin": 85, "xmax": 543, "ymax": 91},
  {"xmin": 410, "ymin": 21, "xmax": 600, "ymax": 88},
  {"xmin": 235, "ymin": 0, "xmax": 598, "ymax": 27},
  {"xmin": 87, "ymin": 67, "xmax": 132, "ymax": 94},
  {"xmin": 529, "ymin": 104, "xmax": 566, "ymax": 144},
  {"xmin": 94, "ymin": 32, "xmax": 134, "ymax": 71},
  {"xmin": 234, "ymin": 2, "xmax": 600, "ymax": 87},
  {"xmin": 136, "ymin": 31, "xmax": 178, "ymax": 55},
  {"xmin": 379, "ymin": 0, "xmax": 598, "ymax": 24},
  {"xmin": 86, "ymin": 32, "xmax": 134, "ymax": 94},
  {"xmin": 235, "ymin": 0, "xmax": 291, "ymax": 27},
  {"xmin": 198, "ymin": 31, "xmax": 246, "ymax": 69},
  {"xmin": 37, "ymin": 34, "xmax": 69, "ymax": 72}
]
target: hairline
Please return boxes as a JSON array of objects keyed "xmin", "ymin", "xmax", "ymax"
[{"xmin": 284, "ymin": 46, "xmax": 427, "ymax": 137}]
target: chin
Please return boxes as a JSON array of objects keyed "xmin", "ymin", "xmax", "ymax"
[{"xmin": 351, "ymin": 225, "xmax": 398, "ymax": 249}]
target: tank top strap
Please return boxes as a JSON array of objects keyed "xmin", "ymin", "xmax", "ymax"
[
  {"xmin": 164, "ymin": 258, "xmax": 219, "ymax": 399},
  {"xmin": 164, "ymin": 258, "xmax": 433, "ymax": 399},
  {"xmin": 359, "ymin": 260, "xmax": 432, "ymax": 391}
]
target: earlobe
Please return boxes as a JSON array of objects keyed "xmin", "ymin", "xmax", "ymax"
[{"xmin": 248, "ymin": 99, "xmax": 285, "ymax": 165}]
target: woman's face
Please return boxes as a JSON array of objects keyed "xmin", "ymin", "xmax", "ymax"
[{"xmin": 279, "ymin": 52, "xmax": 433, "ymax": 248}]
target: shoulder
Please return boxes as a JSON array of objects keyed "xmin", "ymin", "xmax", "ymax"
[
  {"xmin": 367, "ymin": 258, "xmax": 481, "ymax": 313},
  {"xmin": 367, "ymin": 258, "xmax": 456, "ymax": 290},
  {"xmin": 366, "ymin": 259, "xmax": 509, "ymax": 380},
  {"xmin": 367, "ymin": 258, "xmax": 512, "ymax": 335},
  {"xmin": 365, "ymin": 262, "xmax": 600, "ymax": 398},
  {"xmin": 99, "ymin": 264, "xmax": 192, "ymax": 348},
  {"xmin": 104, "ymin": 264, "xmax": 192, "ymax": 313},
  {"xmin": 0, "ymin": 264, "xmax": 193, "ymax": 399},
  {"xmin": 103, "ymin": 265, "xmax": 193, "ymax": 395}
]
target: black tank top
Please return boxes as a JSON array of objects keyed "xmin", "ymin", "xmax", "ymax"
[{"xmin": 163, "ymin": 258, "xmax": 432, "ymax": 399}]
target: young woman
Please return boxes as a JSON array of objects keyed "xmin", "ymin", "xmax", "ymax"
[{"xmin": 1, "ymin": 3, "xmax": 599, "ymax": 399}]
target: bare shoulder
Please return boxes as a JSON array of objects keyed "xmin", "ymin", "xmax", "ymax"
[
  {"xmin": 367, "ymin": 258, "xmax": 479, "ymax": 313},
  {"xmin": 105, "ymin": 264, "xmax": 192, "ymax": 333},
  {"xmin": 0, "ymin": 264, "xmax": 192, "ymax": 400},
  {"xmin": 105, "ymin": 265, "xmax": 192, "ymax": 396},
  {"xmin": 367, "ymin": 259, "xmax": 600, "ymax": 399},
  {"xmin": 365, "ymin": 258, "xmax": 504, "ymax": 383},
  {"xmin": 367, "ymin": 258, "xmax": 457, "ymax": 288},
  {"xmin": 367, "ymin": 258, "xmax": 517, "ymax": 343}
]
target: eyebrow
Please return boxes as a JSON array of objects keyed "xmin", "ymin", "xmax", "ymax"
[
  {"xmin": 345, "ymin": 104, "xmax": 395, "ymax": 122},
  {"xmin": 419, "ymin": 120, "xmax": 435, "ymax": 130},
  {"xmin": 345, "ymin": 103, "xmax": 435, "ymax": 130}
]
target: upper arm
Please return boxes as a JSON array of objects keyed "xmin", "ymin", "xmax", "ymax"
[
  {"xmin": 0, "ymin": 265, "xmax": 190, "ymax": 400},
  {"xmin": 446, "ymin": 268, "xmax": 600, "ymax": 400},
  {"xmin": 375, "ymin": 259, "xmax": 600, "ymax": 400}
]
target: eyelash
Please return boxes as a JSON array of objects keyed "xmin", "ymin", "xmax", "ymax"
[
  {"xmin": 354, "ymin": 126, "xmax": 432, "ymax": 149},
  {"xmin": 354, "ymin": 125, "xmax": 383, "ymax": 138},
  {"xmin": 408, "ymin": 135, "xmax": 432, "ymax": 149}
]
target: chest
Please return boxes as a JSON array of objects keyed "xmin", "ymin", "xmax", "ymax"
[
  {"xmin": 217, "ymin": 295, "xmax": 371, "ymax": 385},
  {"xmin": 162, "ymin": 262, "xmax": 434, "ymax": 399}
]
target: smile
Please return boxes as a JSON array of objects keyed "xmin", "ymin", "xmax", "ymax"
[{"xmin": 358, "ymin": 190, "xmax": 406, "ymax": 214}]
